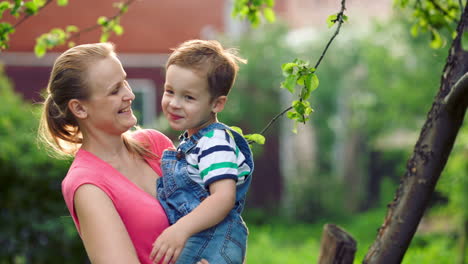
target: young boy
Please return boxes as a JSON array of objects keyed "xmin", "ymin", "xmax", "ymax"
[{"xmin": 150, "ymin": 40, "xmax": 253, "ymax": 264}]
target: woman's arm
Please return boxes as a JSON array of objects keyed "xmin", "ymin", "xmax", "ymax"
[
  {"xmin": 150, "ymin": 179, "xmax": 236, "ymax": 264},
  {"xmin": 75, "ymin": 184, "xmax": 140, "ymax": 264}
]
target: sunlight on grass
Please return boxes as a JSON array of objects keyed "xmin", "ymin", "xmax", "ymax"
[
  {"xmin": 245, "ymin": 208, "xmax": 461, "ymax": 263},
  {"xmin": 246, "ymin": 223, "xmax": 321, "ymax": 263}
]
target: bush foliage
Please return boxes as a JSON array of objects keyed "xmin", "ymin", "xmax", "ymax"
[{"xmin": 0, "ymin": 68, "xmax": 87, "ymax": 263}]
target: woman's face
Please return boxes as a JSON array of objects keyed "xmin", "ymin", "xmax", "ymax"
[{"xmin": 81, "ymin": 54, "xmax": 137, "ymax": 135}]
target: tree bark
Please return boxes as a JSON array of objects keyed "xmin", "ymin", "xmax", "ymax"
[
  {"xmin": 363, "ymin": 4, "xmax": 468, "ymax": 264},
  {"xmin": 318, "ymin": 224, "xmax": 357, "ymax": 264}
]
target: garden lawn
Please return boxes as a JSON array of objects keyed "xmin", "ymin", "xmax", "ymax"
[{"xmin": 245, "ymin": 208, "xmax": 462, "ymax": 263}]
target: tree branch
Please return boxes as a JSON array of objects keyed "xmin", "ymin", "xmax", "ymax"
[
  {"xmin": 259, "ymin": 106, "xmax": 293, "ymax": 135},
  {"xmin": 314, "ymin": 0, "xmax": 347, "ymax": 70},
  {"xmin": 12, "ymin": 0, "xmax": 54, "ymax": 29},
  {"xmin": 67, "ymin": 0, "xmax": 136, "ymax": 41},
  {"xmin": 256, "ymin": 0, "xmax": 347, "ymax": 137},
  {"xmin": 443, "ymin": 72, "xmax": 468, "ymax": 112}
]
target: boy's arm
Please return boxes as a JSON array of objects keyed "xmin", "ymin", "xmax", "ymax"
[{"xmin": 150, "ymin": 178, "xmax": 236, "ymax": 264}]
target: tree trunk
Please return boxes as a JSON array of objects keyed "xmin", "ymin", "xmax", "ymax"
[
  {"xmin": 318, "ymin": 224, "xmax": 357, "ymax": 264},
  {"xmin": 363, "ymin": 4, "xmax": 468, "ymax": 264}
]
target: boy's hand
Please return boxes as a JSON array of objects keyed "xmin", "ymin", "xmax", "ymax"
[{"xmin": 150, "ymin": 224, "xmax": 189, "ymax": 264}]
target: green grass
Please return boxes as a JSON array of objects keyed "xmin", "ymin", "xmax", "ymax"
[{"xmin": 245, "ymin": 208, "xmax": 464, "ymax": 263}]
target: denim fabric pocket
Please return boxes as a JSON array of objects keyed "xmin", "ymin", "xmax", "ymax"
[{"xmin": 220, "ymin": 218, "xmax": 248, "ymax": 264}]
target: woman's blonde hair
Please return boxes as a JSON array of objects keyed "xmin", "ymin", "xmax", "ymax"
[{"xmin": 38, "ymin": 43, "xmax": 154, "ymax": 159}]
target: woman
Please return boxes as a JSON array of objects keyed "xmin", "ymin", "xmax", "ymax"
[{"xmin": 38, "ymin": 43, "xmax": 208, "ymax": 264}]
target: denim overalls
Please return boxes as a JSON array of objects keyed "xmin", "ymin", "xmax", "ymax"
[{"xmin": 157, "ymin": 122, "xmax": 254, "ymax": 264}]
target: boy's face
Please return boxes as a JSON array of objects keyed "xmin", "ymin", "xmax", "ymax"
[{"xmin": 162, "ymin": 65, "xmax": 223, "ymax": 136}]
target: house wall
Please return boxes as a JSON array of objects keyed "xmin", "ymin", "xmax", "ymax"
[{"xmin": 4, "ymin": 0, "xmax": 224, "ymax": 53}]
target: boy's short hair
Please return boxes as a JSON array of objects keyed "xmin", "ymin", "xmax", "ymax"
[{"xmin": 166, "ymin": 39, "xmax": 247, "ymax": 98}]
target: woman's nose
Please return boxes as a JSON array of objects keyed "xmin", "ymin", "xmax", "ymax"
[{"xmin": 123, "ymin": 85, "xmax": 135, "ymax": 101}]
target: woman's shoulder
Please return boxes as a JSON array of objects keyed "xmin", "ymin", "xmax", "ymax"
[
  {"xmin": 133, "ymin": 128, "xmax": 168, "ymax": 140},
  {"xmin": 132, "ymin": 128, "xmax": 174, "ymax": 152},
  {"xmin": 62, "ymin": 151, "xmax": 110, "ymax": 194}
]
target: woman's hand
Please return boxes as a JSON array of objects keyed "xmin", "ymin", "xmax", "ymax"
[
  {"xmin": 150, "ymin": 224, "xmax": 190, "ymax": 264},
  {"xmin": 197, "ymin": 259, "xmax": 209, "ymax": 264}
]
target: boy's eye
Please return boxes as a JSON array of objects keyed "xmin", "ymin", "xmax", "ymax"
[
  {"xmin": 165, "ymin": 89, "xmax": 174, "ymax": 95},
  {"xmin": 185, "ymin": 95, "xmax": 195, "ymax": 100}
]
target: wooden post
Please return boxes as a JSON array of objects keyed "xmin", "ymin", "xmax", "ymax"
[{"xmin": 318, "ymin": 224, "xmax": 357, "ymax": 264}]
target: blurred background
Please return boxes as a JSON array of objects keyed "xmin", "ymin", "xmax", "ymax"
[{"xmin": 0, "ymin": 0, "xmax": 466, "ymax": 263}]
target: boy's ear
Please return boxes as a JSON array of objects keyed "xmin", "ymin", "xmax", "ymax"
[
  {"xmin": 212, "ymin": 96, "xmax": 227, "ymax": 113},
  {"xmin": 68, "ymin": 99, "xmax": 88, "ymax": 119}
]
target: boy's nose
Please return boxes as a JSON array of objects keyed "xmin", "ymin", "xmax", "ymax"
[{"xmin": 169, "ymin": 98, "xmax": 181, "ymax": 108}]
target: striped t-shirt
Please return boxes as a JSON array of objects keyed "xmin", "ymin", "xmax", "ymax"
[{"xmin": 180, "ymin": 129, "xmax": 252, "ymax": 189}]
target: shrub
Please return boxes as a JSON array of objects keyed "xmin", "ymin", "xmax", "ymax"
[{"xmin": 0, "ymin": 67, "xmax": 88, "ymax": 263}]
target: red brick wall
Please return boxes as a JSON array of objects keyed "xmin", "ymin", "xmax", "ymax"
[{"xmin": 5, "ymin": 0, "xmax": 225, "ymax": 53}]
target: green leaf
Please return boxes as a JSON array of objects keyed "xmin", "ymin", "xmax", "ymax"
[
  {"xmin": 296, "ymin": 75, "xmax": 305, "ymax": 86},
  {"xmin": 34, "ymin": 42, "xmax": 46, "ymax": 57},
  {"xmin": 120, "ymin": 5, "xmax": 128, "ymax": 13},
  {"xmin": 281, "ymin": 74, "xmax": 297, "ymax": 94},
  {"xmin": 100, "ymin": 32, "xmax": 109, "ymax": 43},
  {"xmin": 252, "ymin": 0, "xmax": 262, "ymax": 6},
  {"xmin": 34, "ymin": 0, "xmax": 47, "ymax": 6},
  {"xmin": 293, "ymin": 58, "xmax": 308, "ymax": 67},
  {"xmin": 410, "ymin": 24, "xmax": 419, "ymax": 37},
  {"xmin": 0, "ymin": 2, "xmax": 11, "ymax": 19},
  {"xmin": 326, "ymin": 14, "xmax": 337, "ymax": 28},
  {"xmin": 229, "ymin": 126, "xmax": 244, "ymax": 136},
  {"xmin": 291, "ymin": 100, "xmax": 313, "ymax": 121},
  {"xmin": 97, "ymin": 16, "xmax": 108, "ymax": 26},
  {"xmin": 308, "ymin": 73, "xmax": 319, "ymax": 92},
  {"xmin": 65, "ymin": 25, "xmax": 78, "ymax": 33},
  {"xmin": 57, "ymin": 0, "xmax": 68, "ymax": 6},
  {"xmin": 430, "ymin": 30, "xmax": 443, "ymax": 49},
  {"xmin": 301, "ymin": 74, "xmax": 312, "ymax": 100},
  {"xmin": 24, "ymin": 1, "xmax": 39, "ymax": 15},
  {"xmin": 462, "ymin": 32, "xmax": 468, "ymax": 51},
  {"xmin": 281, "ymin": 62, "xmax": 297, "ymax": 76},
  {"xmin": 292, "ymin": 100, "xmax": 309, "ymax": 115},
  {"xmin": 113, "ymin": 24, "xmax": 124, "ymax": 35},
  {"xmin": 263, "ymin": 7, "xmax": 276, "ymax": 23},
  {"xmin": 248, "ymin": 10, "xmax": 261, "ymax": 27},
  {"xmin": 245, "ymin": 133, "xmax": 265, "ymax": 145},
  {"xmin": 287, "ymin": 110, "xmax": 300, "ymax": 120},
  {"xmin": 0, "ymin": 22, "xmax": 14, "ymax": 49},
  {"xmin": 265, "ymin": 0, "xmax": 274, "ymax": 7},
  {"xmin": 113, "ymin": 1, "xmax": 129, "ymax": 13},
  {"xmin": 10, "ymin": 0, "xmax": 21, "ymax": 16}
]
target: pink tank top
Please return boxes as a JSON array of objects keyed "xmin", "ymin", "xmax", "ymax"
[{"xmin": 62, "ymin": 129, "xmax": 174, "ymax": 264}]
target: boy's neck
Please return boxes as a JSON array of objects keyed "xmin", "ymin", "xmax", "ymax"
[{"xmin": 187, "ymin": 116, "xmax": 219, "ymax": 137}]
